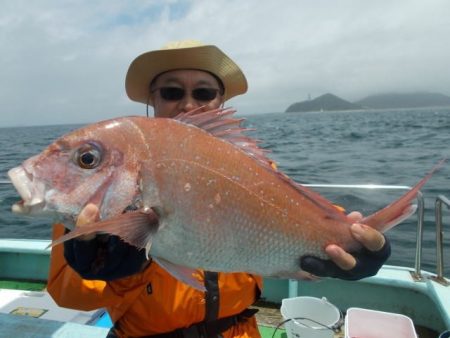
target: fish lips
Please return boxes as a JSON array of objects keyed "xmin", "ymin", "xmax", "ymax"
[{"xmin": 8, "ymin": 166, "xmax": 45, "ymax": 214}]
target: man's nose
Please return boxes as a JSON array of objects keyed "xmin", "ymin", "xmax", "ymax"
[{"xmin": 178, "ymin": 94, "xmax": 200, "ymax": 112}]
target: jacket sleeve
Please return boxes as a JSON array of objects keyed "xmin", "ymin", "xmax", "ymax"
[
  {"xmin": 61, "ymin": 217, "xmax": 148, "ymax": 281},
  {"xmin": 47, "ymin": 223, "xmax": 126, "ymax": 311}
]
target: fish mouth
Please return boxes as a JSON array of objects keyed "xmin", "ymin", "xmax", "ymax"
[{"xmin": 8, "ymin": 166, "xmax": 45, "ymax": 214}]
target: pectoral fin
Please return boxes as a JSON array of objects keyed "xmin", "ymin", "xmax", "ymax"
[{"xmin": 49, "ymin": 209, "xmax": 159, "ymax": 254}]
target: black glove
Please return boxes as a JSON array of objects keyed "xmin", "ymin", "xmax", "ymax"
[
  {"xmin": 64, "ymin": 233, "xmax": 147, "ymax": 281},
  {"xmin": 299, "ymin": 236, "xmax": 391, "ymax": 280}
]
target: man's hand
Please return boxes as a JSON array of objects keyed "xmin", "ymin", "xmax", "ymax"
[
  {"xmin": 300, "ymin": 212, "xmax": 391, "ymax": 280},
  {"xmin": 75, "ymin": 203, "xmax": 100, "ymax": 241}
]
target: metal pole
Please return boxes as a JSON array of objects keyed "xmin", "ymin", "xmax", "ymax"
[
  {"xmin": 435, "ymin": 195, "xmax": 450, "ymax": 280},
  {"xmin": 413, "ymin": 192, "xmax": 425, "ymax": 279},
  {"xmin": 288, "ymin": 280, "xmax": 299, "ymax": 298}
]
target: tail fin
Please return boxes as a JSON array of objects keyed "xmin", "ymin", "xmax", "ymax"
[{"xmin": 362, "ymin": 159, "xmax": 446, "ymax": 232}]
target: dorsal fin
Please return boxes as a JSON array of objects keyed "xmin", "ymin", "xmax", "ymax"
[
  {"xmin": 175, "ymin": 107, "xmax": 271, "ymax": 167},
  {"xmin": 174, "ymin": 107, "xmax": 349, "ymax": 221}
]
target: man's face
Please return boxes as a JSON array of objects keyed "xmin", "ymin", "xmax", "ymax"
[{"xmin": 150, "ymin": 69, "xmax": 224, "ymax": 118}]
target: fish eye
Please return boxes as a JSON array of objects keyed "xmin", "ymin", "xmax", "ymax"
[{"xmin": 74, "ymin": 144, "xmax": 102, "ymax": 169}]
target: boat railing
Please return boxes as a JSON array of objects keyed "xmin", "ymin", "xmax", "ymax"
[
  {"xmin": 0, "ymin": 180, "xmax": 443, "ymax": 283},
  {"xmin": 434, "ymin": 195, "xmax": 450, "ymax": 285}
]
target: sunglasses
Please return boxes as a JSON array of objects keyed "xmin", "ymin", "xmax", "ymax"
[{"xmin": 152, "ymin": 87, "xmax": 222, "ymax": 102}]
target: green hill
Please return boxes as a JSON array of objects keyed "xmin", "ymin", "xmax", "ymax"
[
  {"xmin": 355, "ymin": 92, "xmax": 450, "ymax": 109},
  {"xmin": 286, "ymin": 93, "xmax": 362, "ymax": 113}
]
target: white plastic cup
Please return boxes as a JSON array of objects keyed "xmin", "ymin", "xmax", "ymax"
[{"xmin": 281, "ymin": 296, "xmax": 341, "ymax": 338}]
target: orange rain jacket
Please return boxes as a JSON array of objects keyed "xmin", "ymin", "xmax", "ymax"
[{"xmin": 47, "ymin": 224, "xmax": 263, "ymax": 338}]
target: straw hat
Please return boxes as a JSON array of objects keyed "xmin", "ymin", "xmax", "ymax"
[{"xmin": 125, "ymin": 40, "xmax": 248, "ymax": 105}]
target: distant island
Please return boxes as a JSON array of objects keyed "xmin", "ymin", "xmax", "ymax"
[{"xmin": 285, "ymin": 92, "xmax": 450, "ymax": 113}]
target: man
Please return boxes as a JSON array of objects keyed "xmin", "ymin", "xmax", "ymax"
[{"xmin": 47, "ymin": 40, "xmax": 390, "ymax": 338}]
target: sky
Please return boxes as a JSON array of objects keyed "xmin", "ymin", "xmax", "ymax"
[{"xmin": 1, "ymin": 0, "xmax": 450, "ymax": 127}]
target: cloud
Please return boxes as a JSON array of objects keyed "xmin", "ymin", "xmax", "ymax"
[{"xmin": 1, "ymin": 0, "xmax": 449, "ymax": 126}]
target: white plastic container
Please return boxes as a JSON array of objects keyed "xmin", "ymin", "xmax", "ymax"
[
  {"xmin": 345, "ymin": 307, "xmax": 417, "ymax": 338},
  {"xmin": 281, "ymin": 296, "xmax": 341, "ymax": 338}
]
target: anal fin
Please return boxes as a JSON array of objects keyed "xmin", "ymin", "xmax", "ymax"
[{"xmin": 154, "ymin": 257, "xmax": 206, "ymax": 292}]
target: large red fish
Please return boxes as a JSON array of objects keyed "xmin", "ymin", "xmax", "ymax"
[{"xmin": 7, "ymin": 108, "xmax": 441, "ymax": 290}]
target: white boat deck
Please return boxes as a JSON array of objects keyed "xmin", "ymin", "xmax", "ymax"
[
  {"xmin": 0, "ymin": 312, "xmax": 109, "ymax": 338},
  {"xmin": 0, "ymin": 289, "xmax": 109, "ymax": 337}
]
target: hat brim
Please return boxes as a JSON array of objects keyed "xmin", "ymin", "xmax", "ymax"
[{"xmin": 125, "ymin": 45, "xmax": 248, "ymax": 105}]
